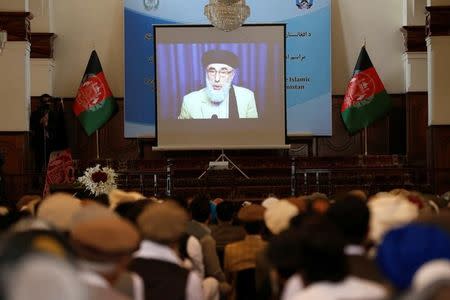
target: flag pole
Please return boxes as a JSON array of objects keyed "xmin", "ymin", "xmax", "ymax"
[
  {"xmin": 364, "ymin": 127, "xmax": 368, "ymax": 156},
  {"xmin": 96, "ymin": 130, "xmax": 100, "ymax": 159},
  {"xmin": 363, "ymin": 37, "xmax": 368, "ymax": 156}
]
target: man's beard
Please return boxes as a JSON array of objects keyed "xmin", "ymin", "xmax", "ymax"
[{"xmin": 205, "ymin": 76, "xmax": 232, "ymax": 104}]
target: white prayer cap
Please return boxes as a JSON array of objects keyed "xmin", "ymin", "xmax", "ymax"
[
  {"xmin": 412, "ymin": 259, "xmax": 450, "ymax": 291},
  {"xmin": 264, "ymin": 200, "xmax": 299, "ymax": 235},
  {"xmin": 6, "ymin": 255, "xmax": 87, "ymax": 300},
  {"xmin": 368, "ymin": 192, "xmax": 418, "ymax": 244},
  {"xmin": 261, "ymin": 196, "xmax": 279, "ymax": 209}
]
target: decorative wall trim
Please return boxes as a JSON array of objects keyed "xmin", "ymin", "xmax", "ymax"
[
  {"xmin": 427, "ymin": 125, "xmax": 450, "ymax": 194},
  {"xmin": 426, "ymin": 6, "xmax": 450, "ymax": 37},
  {"xmin": 0, "ymin": 12, "xmax": 32, "ymax": 42},
  {"xmin": 401, "ymin": 26, "xmax": 427, "ymax": 52},
  {"xmin": 30, "ymin": 32, "xmax": 56, "ymax": 58},
  {"xmin": 406, "ymin": 92, "xmax": 427, "ymax": 165}
]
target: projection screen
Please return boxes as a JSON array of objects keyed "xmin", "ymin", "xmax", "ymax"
[{"xmin": 153, "ymin": 24, "xmax": 287, "ymax": 150}]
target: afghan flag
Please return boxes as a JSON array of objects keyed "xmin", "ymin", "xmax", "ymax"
[
  {"xmin": 341, "ymin": 46, "xmax": 391, "ymax": 134},
  {"xmin": 73, "ymin": 50, "xmax": 117, "ymax": 136}
]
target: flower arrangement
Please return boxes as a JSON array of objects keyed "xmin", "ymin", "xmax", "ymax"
[{"xmin": 77, "ymin": 164, "xmax": 118, "ymax": 196}]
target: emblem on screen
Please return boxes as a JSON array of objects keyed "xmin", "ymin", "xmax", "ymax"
[
  {"xmin": 143, "ymin": 0, "xmax": 159, "ymax": 10},
  {"xmin": 296, "ymin": 0, "xmax": 313, "ymax": 9}
]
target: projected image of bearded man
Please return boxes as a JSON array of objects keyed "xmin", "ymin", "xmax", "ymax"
[{"xmin": 178, "ymin": 49, "xmax": 258, "ymax": 119}]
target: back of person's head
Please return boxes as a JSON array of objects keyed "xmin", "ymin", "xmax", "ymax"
[
  {"xmin": 308, "ymin": 194, "xmax": 330, "ymax": 215},
  {"xmin": 297, "ymin": 216, "xmax": 348, "ymax": 285},
  {"xmin": 417, "ymin": 211, "xmax": 450, "ymax": 237},
  {"xmin": 368, "ymin": 191, "xmax": 419, "ymax": 244},
  {"xmin": 108, "ymin": 189, "xmax": 144, "ymax": 210},
  {"xmin": 137, "ymin": 201, "xmax": 188, "ymax": 245},
  {"xmin": 69, "ymin": 209, "xmax": 140, "ymax": 263},
  {"xmin": 376, "ymin": 223, "xmax": 450, "ymax": 291},
  {"xmin": 16, "ymin": 195, "xmax": 42, "ymax": 211},
  {"xmin": 216, "ymin": 201, "xmax": 235, "ymax": 222},
  {"xmin": 0, "ymin": 209, "xmax": 29, "ymax": 233},
  {"xmin": 90, "ymin": 194, "xmax": 109, "ymax": 207},
  {"xmin": 412, "ymin": 260, "xmax": 450, "ymax": 292},
  {"xmin": 114, "ymin": 199, "xmax": 153, "ymax": 224},
  {"xmin": 37, "ymin": 193, "xmax": 81, "ymax": 232},
  {"xmin": 264, "ymin": 200, "xmax": 298, "ymax": 235},
  {"xmin": 267, "ymin": 228, "xmax": 303, "ymax": 279},
  {"xmin": 0, "ymin": 229, "xmax": 75, "ymax": 266},
  {"xmin": 347, "ymin": 189, "xmax": 368, "ymax": 202},
  {"xmin": 114, "ymin": 201, "xmax": 138, "ymax": 220},
  {"xmin": 189, "ymin": 194, "xmax": 211, "ymax": 223},
  {"xmin": 238, "ymin": 204, "xmax": 265, "ymax": 235},
  {"xmin": 171, "ymin": 194, "xmax": 189, "ymax": 210},
  {"xmin": 3, "ymin": 254, "xmax": 87, "ymax": 300},
  {"xmin": 327, "ymin": 194, "xmax": 370, "ymax": 245},
  {"xmin": 73, "ymin": 189, "xmax": 94, "ymax": 201},
  {"xmin": 243, "ymin": 222, "xmax": 263, "ymax": 235}
]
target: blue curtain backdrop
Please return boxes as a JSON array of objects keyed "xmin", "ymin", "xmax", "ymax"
[{"xmin": 156, "ymin": 43, "xmax": 282, "ymax": 119}]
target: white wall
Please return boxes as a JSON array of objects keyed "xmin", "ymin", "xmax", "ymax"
[
  {"xmin": 29, "ymin": 0, "xmax": 53, "ymax": 32},
  {"xmin": 427, "ymin": 0, "xmax": 450, "ymax": 5},
  {"xmin": 403, "ymin": 0, "xmax": 427, "ymax": 25},
  {"xmin": 49, "ymin": 0, "xmax": 406, "ymax": 97},
  {"xmin": 31, "ymin": 59, "xmax": 55, "ymax": 95},
  {"xmin": 0, "ymin": 42, "xmax": 31, "ymax": 131},
  {"xmin": 428, "ymin": 36, "xmax": 450, "ymax": 125},
  {"xmin": 52, "ymin": 0, "xmax": 124, "ymax": 97},
  {"xmin": 0, "ymin": 0, "xmax": 28, "ymax": 11},
  {"xmin": 332, "ymin": 0, "xmax": 405, "ymax": 94}
]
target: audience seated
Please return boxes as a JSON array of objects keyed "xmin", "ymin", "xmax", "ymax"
[
  {"xmin": 130, "ymin": 201, "xmax": 203, "ymax": 300},
  {"xmin": 210, "ymin": 201, "xmax": 245, "ymax": 264},
  {"xmin": 224, "ymin": 204, "xmax": 267, "ymax": 300},
  {"xmin": 69, "ymin": 205, "xmax": 141, "ymax": 300},
  {"xmin": 0, "ymin": 230, "xmax": 87, "ymax": 300},
  {"xmin": 290, "ymin": 216, "xmax": 387, "ymax": 300},
  {"xmin": 3, "ymin": 187, "xmax": 450, "ymax": 300},
  {"xmin": 376, "ymin": 223, "xmax": 450, "ymax": 292},
  {"xmin": 368, "ymin": 192, "xmax": 418, "ymax": 245},
  {"xmin": 186, "ymin": 194, "xmax": 231, "ymax": 295},
  {"xmin": 326, "ymin": 194, "xmax": 387, "ymax": 284},
  {"xmin": 264, "ymin": 200, "xmax": 299, "ymax": 235}
]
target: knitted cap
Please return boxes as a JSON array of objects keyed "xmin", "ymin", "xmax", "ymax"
[
  {"xmin": 376, "ymin": 224, "xmax": 450, "ymax": 290},
  {"xmin": 264, "ymin": 200, "xmax": 299, "ymax": 235}
]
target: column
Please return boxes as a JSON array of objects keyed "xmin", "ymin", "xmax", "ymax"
[
  {"xmin": 425, "ymin": 2, "xmax": 450, "ymax": 193},
  {"xmin": 401, "ymin": 0, "xmax": 428, "ymax": 165},
  {"xmin": 30, "ymin": 0, "xmax": 55, "ymax": 96}
]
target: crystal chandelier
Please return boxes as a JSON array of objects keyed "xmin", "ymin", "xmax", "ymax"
[{"xmin": 204, "ymin": 0, "xmax": 250, "ymax": 32}]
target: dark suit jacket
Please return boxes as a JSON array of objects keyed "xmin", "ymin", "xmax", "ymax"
[
  {"xmin": 347, "ymin": 254, "xmax": 386, "ymax": 284},
  {"xmin": 211, "ymin": 223, "xmax": 246, "ymax": 250}
]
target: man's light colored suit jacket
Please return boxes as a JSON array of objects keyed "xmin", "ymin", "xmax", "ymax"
[{"xmin": 178, "ymin": 86, "xmax": 258, "ymax": 119}]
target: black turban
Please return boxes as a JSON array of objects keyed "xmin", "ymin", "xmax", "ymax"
[{"xmin": 202, "ymin": 49, "xmax": 239, "ymax": 69}]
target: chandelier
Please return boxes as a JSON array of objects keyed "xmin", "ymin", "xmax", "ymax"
[
  {"xmin": 0, "ymin": 29, "xmax": 6, "ymax": 54},
  {"xmin": 204, "ymin": 0, "xmax": 250, "ymax": 32}
]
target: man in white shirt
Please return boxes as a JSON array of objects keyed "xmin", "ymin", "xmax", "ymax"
[{"xmin": 290, "ymin": 217, "xmax": 387, "ymax": 300}]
